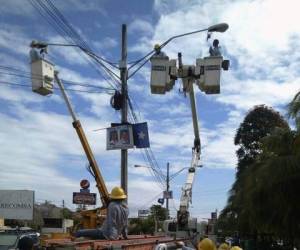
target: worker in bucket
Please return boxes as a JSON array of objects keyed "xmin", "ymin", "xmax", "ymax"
[
  {"xmin": 29, "ymin": 40, "xmax": 42, "ymax": 63},
  {"xmin": 75, "ymin": 186, "xmax": 129, "ymax": 240},
  {"xmin": 29, "ymin": 40, "xmax": 47, "ymax": 62},
  {"xmin": 209, "ymin": 39, "xmax": 222, "ymax": 56},
  {"xmin": 153, "ymin": 44, "xmax": 167, "ymax": 57}
]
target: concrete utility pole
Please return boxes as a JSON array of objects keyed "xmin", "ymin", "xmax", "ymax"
[
  {"xmin": 166, "ymin": 162, "xmax": 170, "ymax": 219},
  {"xmin": 120, "ymin": 24, "xmax": 128, "ymax": 198}
]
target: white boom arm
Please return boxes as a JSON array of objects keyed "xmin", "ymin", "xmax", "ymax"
[{"xmin": 177, "ymin": 54, "xmax": 201, "ymax": 228}]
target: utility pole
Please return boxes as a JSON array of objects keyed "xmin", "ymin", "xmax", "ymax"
[
  {"xmin": 166, "ymin": 162, "xmax": 170, "ymax": 219},
  {"xmin": 120, "ymin": 24, "xmax": 128, "ymax": 198},
  {"xmin": 62, "ymin": 199, "xmax": 65, "ymax": 218}
]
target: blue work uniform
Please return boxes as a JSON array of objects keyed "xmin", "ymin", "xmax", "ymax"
[
  {"xmin": 101, "ymin": 200, "xmax": 129, "ymax": 239},
  {"xmin": 75, "ymin": 200, "xmax": 129, "ymax": 240}
]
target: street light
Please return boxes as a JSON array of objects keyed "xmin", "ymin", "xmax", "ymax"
[
  {"xmin": 134, "ymin": 163, "xmax": 203, "ymax": 219},
  {"xmin": 207, "ymin": 23, "xmax": 229, "ymax": 32},
  {"xmin": 169, "ymin": 164, "xmax": 203, "ymax": 181},
  {"xmin": 30, "ymin": 40, "xmax": 121, "ymax": 79},
  {"xmin": 127, "ymin": 22, "xmax": 229, "ymax": 78},
  {"xmin": 134, "ymin": 164, "xmax": 165, "ymax": 178}
]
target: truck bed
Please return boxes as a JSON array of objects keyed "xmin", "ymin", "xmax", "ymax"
[{"xmin": 42, "ymin": 235, "xmax": 186, "ymax": 250}]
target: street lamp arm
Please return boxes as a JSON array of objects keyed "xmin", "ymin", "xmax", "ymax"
[
  {"xmin": 160, "ymin": 27, "xmax": 209, "ymax": 49},
  {"xmin": 31, "ymin": 41, "xmax": 120, "ymax": 70},
  {"xmin": 127, "ymin": 23, "xmax": 228, "ymax": 79},
  {"xmin": 127, "ymin": 27, "xmax": 208, "ymax": 73},
  {"xmin": 156, "ymin": 23, "xmax": 229, "ymax": 51},
  {"xmin": 134, "ymin": 165, "xmax": 166, "ymax": 180},
  {"xmin": 169, "ymin": 167, "xmax": 189, "ymax": 181}
]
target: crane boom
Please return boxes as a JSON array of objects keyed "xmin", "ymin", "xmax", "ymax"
[
  {"xmin": 177, "ymin": 84, "xmax": 201, "ymax": 228},
  {"xmin": 54, "ymin": 72, "xmax": 110, "ymax": 207},
  {"xmin": 176, "ymin": 53, "xmax": 201, "ymax": 228}
]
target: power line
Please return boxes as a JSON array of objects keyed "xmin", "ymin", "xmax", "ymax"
[
  {"xmin": 0, "ymin": 69, "xmax": 115, "ymax": 92},
  {"xmin": 28, "ymin": 0, "xmax": 120, "ymax": 90},
  {"xmin": 127, "ymin": 96, "xmax": 166, "ymax": 188},
  {"xmin": 43, "ymin": 0, "xmax": 121, "ymax": 85},
  {"xmin": 138, "ymin": 191, "xmax": 163, "ymax": 210},
  {"xmin": 0, "ymin": 80, "xmax": 112, "ymax": 94}
]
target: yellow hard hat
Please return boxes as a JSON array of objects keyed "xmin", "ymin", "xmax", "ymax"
[
  {"xmin": 219, "ymin": 243, "xmax": 230, "ymax": 250},
  {"xmin": 110, "ymin": 186, "xmax": 127, "ymax": 199},
  {"xmin": 154, "ymin": 44, "xmax": 160, "ymax": 50},
  {"xmin": 198, "ymin": 238, "xmax": 216, "ymax": 250},
  {"xmin": 230, "ymin": 247, "xmax": 242, "ymax": 250}
]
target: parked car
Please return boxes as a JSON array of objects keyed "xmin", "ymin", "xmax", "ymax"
[{"xmin": 0, "ymin": 227, "xmax": 40, "ymax": 250}]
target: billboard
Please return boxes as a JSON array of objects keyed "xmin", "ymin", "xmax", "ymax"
[
  {"xmin": 163, "ymin": 191, "xmax": 173, "ymax": 199},
  {"xmin": 73, "ymin": 192, "xmax": 96, "ymax": 205},
  {"xmin": 138, "ymin": 209, "xmax": 150, "ymax": 218},
  {"xmin": 106, "ymin": 125, "xmax": 134, "ymax": 150},
  {"xmin": 0, "ymin": 190, "xmax": 34, "ymax": 220}
]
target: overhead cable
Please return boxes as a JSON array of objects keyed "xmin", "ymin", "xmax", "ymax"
[{"xmin": 28, "ymin": 0, "xmax": 120, "ymax": 90}]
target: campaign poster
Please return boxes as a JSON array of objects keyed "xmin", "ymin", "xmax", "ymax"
[{"xmin": 106, "ymin": 125, "xmax": 134, "ymax": 150}]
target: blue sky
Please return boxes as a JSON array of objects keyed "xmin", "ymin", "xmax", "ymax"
[{"xmin": 0, "ymin": 0, "xmax": 299, "ymax": 219}]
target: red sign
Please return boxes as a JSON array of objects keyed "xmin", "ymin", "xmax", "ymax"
[
  {"xmin": 73, "ymin": 192, "xmax": 96, "ymax": 205},
  {"xmin": 80, "ymin": 179, "xmax": 90, "ymax": 189}
]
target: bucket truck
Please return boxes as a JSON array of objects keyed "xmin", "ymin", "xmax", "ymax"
[
  {"xmin": 149, "ymin": 41, "xmax": 229, "ymax": 243},
  {"xmin": 30, "ymin": 54, "xmax": 109, "ymax": 230}
]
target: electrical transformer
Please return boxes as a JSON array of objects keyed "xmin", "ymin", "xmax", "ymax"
[{"xmin": 31, "ymin": 59, "xmax": 54, "ymax": 96}]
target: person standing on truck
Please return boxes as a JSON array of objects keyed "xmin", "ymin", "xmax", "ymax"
[{"xmin": 75, "ymin": 186, "xmax": 129, "ymax": 240}]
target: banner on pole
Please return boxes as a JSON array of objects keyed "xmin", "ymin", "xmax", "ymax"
[
  {"xmin": 132, "ymin": 122, "xmax": 150, "ymax": 148},
  {"xmin": 106, "ymin": 125, "xmax": 134, "ymax": 150}
]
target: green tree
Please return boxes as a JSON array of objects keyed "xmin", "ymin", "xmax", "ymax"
[
  {"xmin": 149, "ymin": 205, "xmax": 167, "ymax": 221},
  {"xmin": 220, "ymin": 105, "xmax": 289, "ymax": 236},
  {"xmin": 234, "ymin": 105, "xmax": 289, "ymax": 173},
  {"xmin": 128, "ymin": 205, "xmax": 167, "ymax": 235},
  {"xmin": 240, "ymin": 127, "xmax": 300, "ymax": 246}
]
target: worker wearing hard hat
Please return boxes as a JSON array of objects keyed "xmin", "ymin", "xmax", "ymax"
[
  {"xmin": 29, "ymin": 40, "xmax": 42, "ymax": 63},
  {"xmin": 173, "ymin": 238, "xmax": 216, "ymax": 250},
  {"xmin": 218, "ymin": 243, "xmax": 230, "ymax": 250},
  {"xmin": 153, "ymin": 44, "xmax": 167, "ymax": 57},
  {"xmin": 198, "ymin": 238, "xmax": 217, "ymax": 250},
  {"xmin": 75, "ymin": 186, "xmax": 129, "ymax": 240},
  {"xmin": 230, "ymin": 247, "xmax": 242, "ymax": 250}
]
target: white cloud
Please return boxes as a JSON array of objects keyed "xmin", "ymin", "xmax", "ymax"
[
  {"xmin": 217, "ymin": 73, "xmax": 300, "ymax": 111},
  {"xmin": 93, "ymin": 37, "xmax": 118, "ymax": 50},
  {"xmin": 0, "ymin": 25, "xmax": 31, "ymax": 57},
  {"xmin": 55, "ymin": 0, "xmax": 107, "ymax": 15},
  {"xmin": 221, "ymin": 0, "xmax": 300, "ymax": 54},
  {"xmin": 0, "ymin": 0, "xmax": 35, "ymax": 16},
  {"xmin": 129, "ymin": 19, "xmax": 154, "ymax": 35}
]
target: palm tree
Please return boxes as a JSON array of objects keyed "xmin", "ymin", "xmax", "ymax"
[{"xmin": 243, "ymin": 128, "xmax": 300, "ymax": 244}]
